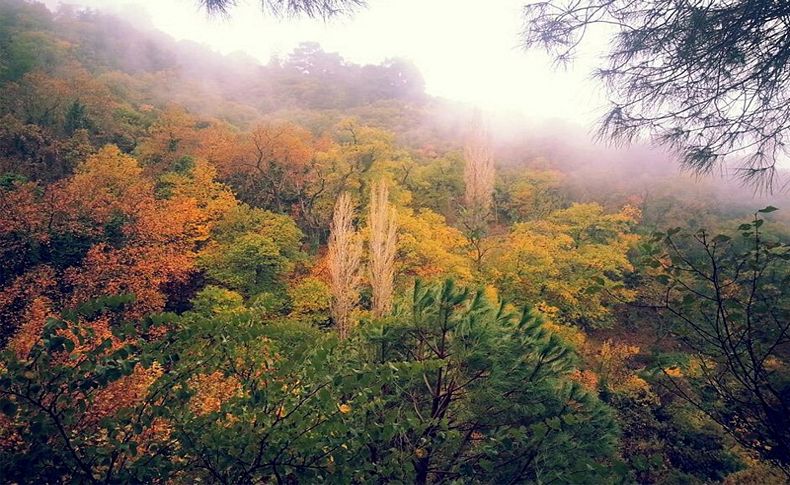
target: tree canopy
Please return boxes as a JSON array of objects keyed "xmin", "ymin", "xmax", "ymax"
[
  {"xmin": 522, "ymin": 0, "xmax": 790, "ymax": 190},
  {"xmin": 1, "ymin": 1, "xmax": 789, "ymax": 482}
]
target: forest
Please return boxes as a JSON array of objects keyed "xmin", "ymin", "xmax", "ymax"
[{"xmin": 0, "ymin": 0, "xmax": 789, "ymax": 483}]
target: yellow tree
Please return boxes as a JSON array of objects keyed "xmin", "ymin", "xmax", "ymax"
[
  {"xmin": 488, "ymin": 203, "xmax": 639, "ymax": 327},
  {"xmin": 367, "ymin": 181, "xmax": 397, "ymax": 317},
  {"xmin": 396, "ymin": 207, "xmax": 472, "ymax": 283},
  {"xmin": 328, "ymin": 192, "xmax": 363, "ymax": 338},
  {"xmin": 135, "ymin": 106, "xmax": 207, "ymax": 172}
]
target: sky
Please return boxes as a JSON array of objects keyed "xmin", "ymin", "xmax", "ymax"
[{"xmin": 44, "ymin": 0, "xmax": 608, "ymax": 124}]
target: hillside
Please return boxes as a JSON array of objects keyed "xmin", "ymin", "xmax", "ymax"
[{"xmin": 0, "ymin": 1, "xmax": 788, "ymax": 483}]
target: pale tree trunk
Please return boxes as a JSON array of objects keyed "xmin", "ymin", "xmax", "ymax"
[
  {"xmin": 463, "ymin": 113, "xmax": 495, "ymax": 269},
  {"xmin": 328, "ymin": 192, "xmax": 363, "ymax": 339},
  {"xmin": 368, "ymin": 181, "xmax": 397, "ymax": 318}
]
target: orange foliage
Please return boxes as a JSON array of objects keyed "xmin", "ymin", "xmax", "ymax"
[
  {"xmin": 88, "ymin": 362, "xmax": 164, "ymax": 426},
  {"xmin": 0, "ymin": 267, "xmax": 58, "ymax": 338},
  {"xmin": 569, "ymin": 369, "xmax": 599, "ymax": 392},
  {"xmin": 0, "ymin": 181, "xmax": 48, "ymax": 240},
  {"xmin": 7, "ymin": 297, "xmax": 55, "ymax": 359},
  {"xmin": 596, "ymin": 339, "xmax": 641, "ymax": 384},
  {"xmin": 308, "ymin": 249, "xmax": 332, "ymax": 284},
  {"xmin": 213, "ymin": 122, "xmax": 318, "ymax": 211},
  {"xmin": 2, "ymin": 307, "xmax": 168, "ymax": 459},
  {"xmin": 1, "ymin": 144, "xmax": 234, "ymax": 337},
  {"xmin": 135, "ymin": 106, "xmax": 205, "ymax": 170},
  {"xmin": 188, "ymin": 371, "xmax": 243, "ymax": 416},
  {"xmin": 225, "ymin": 122, "xmax": 314, "ymax": 177},
  {"xmin": 580, "ymin": 339, "xmax": 655, "ymax": 398}
]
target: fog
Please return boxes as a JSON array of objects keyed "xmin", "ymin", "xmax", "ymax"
[
  {"xmin": 36, "ymin": 0, "xmax": 790, "ymax": 204},
  {"xmin": 44, "ymin": 0, "xmax": 607, "ymax": 122}
]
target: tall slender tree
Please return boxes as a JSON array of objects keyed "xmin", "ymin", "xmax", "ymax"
[
  {"xmin": 462, "ymin": 115, "xmax": 495, "ymax": 269},
  {"xmin": 368, "ymin": 181, "xmax": 397, "ymax": 317},
  {"xmin": 328, "ymin": 192, "xmax": 363, "ymax": 338}
]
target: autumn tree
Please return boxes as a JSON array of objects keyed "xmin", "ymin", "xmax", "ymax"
[
  {"xmin": 218, "ymin": 122, "xmax": 315, "ymax": 212},
  {"xmin": 488, "ymin": 203, "xmax": 639, "ymax": 327},
  {"xmin": 0, "ymin": 145, "xmax": 234, "ymax": 341},
  {"xmin": 329, "ymin": 120, "xmax": 406, "ymax": 200},
  {"xmin": 134, "ymin": 106, "xmax": 206, "ymax": 172},
  {"xmin": 396, "ymin": 207, "xmax": 472, "ymax": 283},
  {"xmin": 367, "ymin": 181, "xmax": 397, "ymax": 317},
  {"xmin": 0, "ymin": 296, "xmax": 175, "ymax": 482},
  {"xmin": 0, "ymin": 296, "xmax": 368, "ymax": 483},
  {"xmin": 461, "ymin": 117, "xmax": 495, "ymax": 269},
  {"xmin": 328, "ymin": 193, "xmax": 363, "ymax": 338},
  {"xmin": 496, "ymin": 167, "xmax": 567, "ymax": 223}
]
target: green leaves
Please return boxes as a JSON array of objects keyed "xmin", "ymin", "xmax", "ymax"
[
  {"xmin": 45, "ymin": 335, "xmax": 74, "ymax": 353},
  {"xmin": 0, "ymin": 297, "xmax": 179, "ymax": 482},
  {"xmin": 352, "ymin": 280, "xmax": 619, "ymax": 483},
  {"xmin": 646, "ymin": 215, "xmax": 790, "ymax": 467},
  {"xmin": 0, "ymin": 284, "xmax": 620, "ymax": 483}
]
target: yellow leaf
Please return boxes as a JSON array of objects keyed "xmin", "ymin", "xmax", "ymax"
[
  {"xmin": 664, "ymin": 366, "xmax": 683, "ymax": 377},
  {"xmin": 276, "ymin": 405, "xmax": 287, "ymax": 418}
]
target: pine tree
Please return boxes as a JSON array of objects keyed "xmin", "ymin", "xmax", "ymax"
[
  {"xmin": 63, "ymin": 100, "xmax": 89, "ymax": 136},
  {"xmin": 360, "ymin": 279, "xmax": 621, "ymax": 483}
]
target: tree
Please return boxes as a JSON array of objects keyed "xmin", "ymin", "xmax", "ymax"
[
  {"xmin": 0, "ymin": 145, "xmax": 234, "ymax": 338},
  {"xmin": 197, "ymin": 205, "xmax": 304, "ymax": 298},
  {"xmin": 396, "ymin": 207, "xmax": 472, "ymax": 283},
  {"xmin": 461, "ymin": 117, "xmax": 495, "ymax": 269},
  {"xmin": 488, "ymin": 203, "xmax": 639, "ymax": 327},
  {"xmin": 368, "ymin": 181, "xmax": 397, "ymax": 317},
  {"xmin": 643, "ymin": 209, "xmax": 790, "ymax": 475},
  {"xmin": 151, "ymin": 306, "xmax": 370, "ymax": 483},
  {"xmin": 495, "ymin": 168, "xmax": 566, "ymax": 223},
  {"xmin": 198, "ymin": 0, "xmax": 365, "ymax": 18},
  {"xmin": 63, "ymin": 100, "xmax": 90, "ymax": 136},
  {"xmin": 217, "ymin": 122, "xmax": 315, "ymax": 212},
  {"xmin": 287, "ymin": 277, "xmax": 332, "ymax": 325},
  {"xmin": 328, "ymin": 193, "xmax": 363, "ymax": 339},
  {"xmin": 134, "ymin": 106, "xmax": 205, "ymax": 172},
  {"xmin": 358, "ymin": 279, "xmax": 622, "ymax": 483},
  {"xmin": 0, "ymin": 296, "xmax": 176, "ymax": 483},
  {"xmin": 522, "ymin": 0, "xmax": 790, "ymax": 189},
  {"xmin": 0, "ymin": 295, "xmax": 370, "ymax": 483}
]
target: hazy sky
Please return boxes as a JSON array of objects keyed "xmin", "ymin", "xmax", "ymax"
[{"xmin": 45, "ymin": 0, "xmax": 608, "ymax": 124}]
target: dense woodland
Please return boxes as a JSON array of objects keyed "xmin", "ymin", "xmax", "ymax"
[{"xmin": 0, "ymin": 0, "xmax": 789, "ymax": 483}]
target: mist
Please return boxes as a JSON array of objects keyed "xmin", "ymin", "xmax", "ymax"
[
  {"xmin": 39, "ymin": 0, "xmax": 790, "ymax": 189},
  {"xmin": 1, "ymin": 1, "xmax": 789, "ymax": 482}
]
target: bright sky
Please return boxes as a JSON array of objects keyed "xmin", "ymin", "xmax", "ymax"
[{"xmin": 46, "ymin": 0, "xmax": 608, "ymax": 124}]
